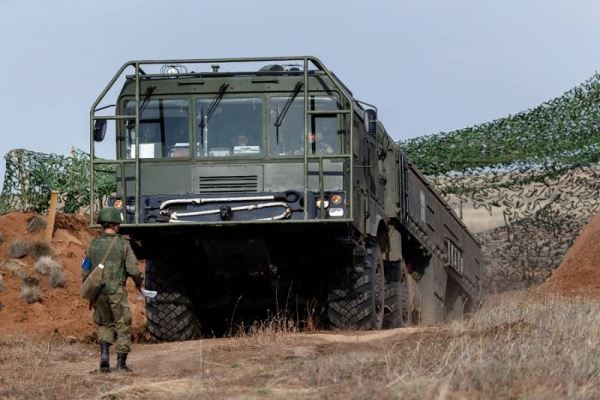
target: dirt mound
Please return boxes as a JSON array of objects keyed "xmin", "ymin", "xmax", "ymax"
[
  {"xmin": 0, "ymin": 212, "xmax": 146, "ymax": 339},
  {"xmin": 55, "ymin": 212, "xmax": 93, "ymax": 234},
  {"xmin": 537, "ymin": 210, "xmax": 600, "ymax": 297}
]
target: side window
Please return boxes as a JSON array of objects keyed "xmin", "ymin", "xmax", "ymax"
[
  {"xmin": 124, "ymin": 99, "xmax": 189, "ymax": 159},
  {"xmin": 269, "ymin": 96, "xmax": 342, "ymax": 156}
]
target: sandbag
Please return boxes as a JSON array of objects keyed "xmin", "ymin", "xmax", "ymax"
[{"xmin": 80, "ymin": 263, "xmax": 105, "ymax": 301}]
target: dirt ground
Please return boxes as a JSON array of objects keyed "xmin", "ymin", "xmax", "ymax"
[
  {"xmin": 4, "ymin": 294, "xmax": 600, "ymax": 400},
  {"xmin": 2, "ymin": 210, "xmax": 600, "ymax": 399},
  {"xmin": 0, "ymin": 327, "xmax": 438, "ymax": 399}
]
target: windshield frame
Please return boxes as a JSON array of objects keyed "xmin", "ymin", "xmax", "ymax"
[{"xmin": 117, "ymin": 91, "xmax": 346, "ymax": 161}]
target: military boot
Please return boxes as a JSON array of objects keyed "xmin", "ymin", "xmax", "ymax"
[
  {"xmin": 99, "ymin": 341, "xmax": 111, "ymax": 373},
  {"xmin": 116, "ymin": 352, "xmax": 132, "ymax": 372}
]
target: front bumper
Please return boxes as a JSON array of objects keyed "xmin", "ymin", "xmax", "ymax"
[{"xmin": 109, "ymin": 191, "xmax": 347, "ymax": 224}]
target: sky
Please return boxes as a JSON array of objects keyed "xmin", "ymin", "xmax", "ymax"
[{"xmin": 1, "ymin": 0, "xmax": 599, "ymax": 186}]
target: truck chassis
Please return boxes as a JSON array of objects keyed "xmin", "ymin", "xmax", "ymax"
[{"xmin": 90, "ymin": 56, "xmax": 482, "ymax": 340}]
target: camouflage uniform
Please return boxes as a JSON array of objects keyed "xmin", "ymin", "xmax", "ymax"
[{"xmin": 83, "ymin": 232, "xmax": 143, "ymax": 354}]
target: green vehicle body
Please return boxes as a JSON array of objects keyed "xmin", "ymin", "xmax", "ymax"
[{"xmin": 90, "ymin": 56, "xmax": 482, "ymax": 339}]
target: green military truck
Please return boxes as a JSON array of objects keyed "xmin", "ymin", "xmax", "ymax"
[{"xmin": 90, "ymin": 56, "xmax": 482, "ymax": 341}]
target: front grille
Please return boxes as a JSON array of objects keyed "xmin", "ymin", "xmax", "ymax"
[{"xmin": 198, "ymin": 175, "xmax": 258, "ymax": 193}]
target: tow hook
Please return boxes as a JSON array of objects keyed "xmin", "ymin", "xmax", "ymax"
[{"xmin": 220, "ymin": 205, "xmax": 233, "ymax": 221}]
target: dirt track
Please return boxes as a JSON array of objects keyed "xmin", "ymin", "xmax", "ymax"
[
  {"xmin": 116, "ymin": 328, "xmax": 435, "ymax": 398},
  {"xmin": 2, "ymin": 326, "xmax": 441, "ymax": 399},
  {"xmin": 6, "ymin": 293, "xmax": 600, "ymax": 400}
]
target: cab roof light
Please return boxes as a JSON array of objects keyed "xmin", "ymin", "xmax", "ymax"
[{"xmin": 161, "ymin": 64, "xmax": 188, "ymax": 75}]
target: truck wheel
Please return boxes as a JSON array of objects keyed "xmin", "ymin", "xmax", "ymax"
[
  {"xmin": 327, "ymin": 242, "xmax": 385, "ymax": 330},
  {"xmin": 145, "ymin": 259, "xmax": 200, "ymax": 341},
  {"xmin": 383, "ymin": 260, "xmax": 410, "ymax": 328}
]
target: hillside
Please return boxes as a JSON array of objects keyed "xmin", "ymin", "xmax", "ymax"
[{"xmin": 537, "ymin": 208, "xmax": 600, "ymax": 297}]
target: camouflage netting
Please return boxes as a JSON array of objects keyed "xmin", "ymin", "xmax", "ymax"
[
  {"xmin": 0, "ymin": 148, "xmax": 115, "ymax": 215},
  {"xmin": 401, "ymin": 72, "xmax": 600, "ymax": 293}
]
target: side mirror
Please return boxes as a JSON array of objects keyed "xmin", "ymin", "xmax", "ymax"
[
  {"xmin": 93, "ymin": 120, "xmax": 107, "ymax": 142},
  {"xmin": 364, "ymin": 109, "xmax": 377, "ymax": 134}
]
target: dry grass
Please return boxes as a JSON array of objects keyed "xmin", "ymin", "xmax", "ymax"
[
  {"xmin": 7, "ymin": 239, "xmax": 29, "ymax": 259},
  {"xmin": 22, "ymin": 275, "xmax": 40, "ymax": 286},
  {"xmin": 35, "ymin": 256, "xmax": 59, "ymax": 276},
  {"xmin": 2, "ymin": 259, "xmax": 26, "ymax": 278},
  {"xmin": 196, "ymin": 294, "xmax": 600, "ymax": 399},
  {"xmin": 265, "ymin": 293, "xmax": 600, "ymax": 400},
  {"xmin": 34, "ymin": 256, "xmax": 53, "ymax": 275},
  {"xmin": 98, "ymin": 380, "xmax": 211, "ymax": 400},
  {"xmin": 229, "ymin": 312, "xmax": 299, "ymax": 346},
  {"xmin": 0, "ymin": 334, "xmax": 100, "ymax": 399},
  {"xmin": 48, "ymin": 265, "xmax": 66, "ymax": 288},
  {"xmin": 20, "ymin": 283, "xmax": 42, "ymax": 304},
  {"xmin": 29, "ymin": 240, "xmax": 54, "ymax": 260},
  {"xmin": 27, "ymin": 215, "xmax": 47, "ymax": 233},
  {"xmin": 34, "ymin": 257, "xmax": 66, "ymax": 287}
]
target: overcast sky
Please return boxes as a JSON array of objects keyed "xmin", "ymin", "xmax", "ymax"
[{"xmin": 1, "ymin": 0, "xmax": 599, "ymax": 186}]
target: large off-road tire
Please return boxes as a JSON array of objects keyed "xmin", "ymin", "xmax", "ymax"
[
  {"xmin": 327, "ymin": 242, "xmax": 385, "ymax": 330},
  {"xmin": 145, "ymin": 259, "xmax": 200, "ymax": 342},
  {"xmin": 383, "ymin": 260, "xmax": 411, "ymax": 328}
]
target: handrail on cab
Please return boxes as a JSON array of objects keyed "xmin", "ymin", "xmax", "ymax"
[{"xmin": 89, "ymin": 56, "xmax": 357, "ymax": 225}]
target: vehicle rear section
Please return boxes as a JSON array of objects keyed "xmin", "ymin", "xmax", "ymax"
[{"xmin": 397, "ymin": 157, "xmax": 483, "ymax": 324}]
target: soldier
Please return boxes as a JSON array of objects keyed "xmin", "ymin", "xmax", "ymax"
[
  {"xmin": 81, "ymin": 207, "xmax": 144, "ymax": 373},
  {"xmin": 307, "ymin": 131, "xmax": 335, "ymax": 155}
]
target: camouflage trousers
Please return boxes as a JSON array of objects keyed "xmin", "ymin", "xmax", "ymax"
[{"xmin": 93, "ymin": 286, "xmax": 132, "ymax": 353}]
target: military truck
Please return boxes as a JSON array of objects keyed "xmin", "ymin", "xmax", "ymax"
[{"xmin": 90, "ymin": 56, "xmax": 482, "ymax": 341}]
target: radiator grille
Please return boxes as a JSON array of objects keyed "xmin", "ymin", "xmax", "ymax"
[{"xmin": 198, "ymin": 175, "xmax": 258, "ymax": 193}]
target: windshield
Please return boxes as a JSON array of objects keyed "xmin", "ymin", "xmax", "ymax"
[
  {"xmin": 196, "ymin": 97, "xmax": 263, "ymax": 158},
  {"xmin": 121, "ymin": 95, "xmax": 342, "ymax": 160},
  {"xmin": 124, "ymin": 99, "xmax": 190, "ymax": 159},
  {"xmin": 269, "ymin": 96, "xmax": 342, "ymax": 156}
]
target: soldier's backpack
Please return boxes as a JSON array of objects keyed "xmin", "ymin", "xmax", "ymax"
[{"xmin": 80, "ymin": 237, "xmax": 117, "ymax": 301}]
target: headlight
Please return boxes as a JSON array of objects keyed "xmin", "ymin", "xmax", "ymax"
[
  {"xmin": 331, "ymin": 194, "xmax": 342, "ymax": 205},
  {"xmin": 316, "ymin": 199, "xmax": 329, "ymax": 209}
]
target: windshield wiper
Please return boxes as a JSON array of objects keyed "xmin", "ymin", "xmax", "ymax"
[
  {"xmin": 138, "ymin": 85, "xmax": 156, "ymax": 115},
  {"xmin": 199, "ymin": 83, "xmax": 229, "ymax": 130},
  {"xmin": 198, "ymin": 83, "xmax": 229, "ymax": 156},
  {"xmin": 274, "ymin": 81, "xmax": 303, "ymax": 144}
]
